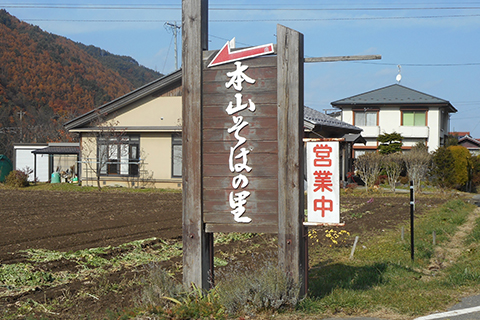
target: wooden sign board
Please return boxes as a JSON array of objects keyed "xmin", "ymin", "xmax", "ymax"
[
  {"xmin": 202, "ymin": 56, "xmax": 279, "ymax": 234},
  {"xmin": 182, "ymin": 0, "xmax": 305, "ymax": 293}
]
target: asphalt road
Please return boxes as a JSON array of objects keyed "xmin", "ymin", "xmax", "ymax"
[
  {"xmin": 414, "ymin": 295, "xmax": 480, "ymax": 320},
  {"xmin": 323, "ymin": 295, "xmax": 480, "ymax": 320}
]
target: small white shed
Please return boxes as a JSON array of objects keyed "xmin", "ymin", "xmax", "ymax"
[
  {"xmin": 14, "ymin": 144, "xmax": 49, "ymax": 182},
  {"xmin": 13, "ymin": 143, "xmax": 80, "ymax": 182}
]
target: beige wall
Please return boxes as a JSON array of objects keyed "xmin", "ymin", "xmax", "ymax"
[
  {"xmin": 111, "ymin": 96, "xmax": 181, "ymax": 128},
  {"xmin": 78, "ymin": 96, "xmax": 183, "ymax": 189},
  {"xmin": 140, "ymin": 133, "xmax": 174, "ymax": 180}
]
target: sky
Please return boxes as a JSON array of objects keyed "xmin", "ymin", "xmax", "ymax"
[{"xmin": 2, "ymin": 1, "xmax": 480, "ymax": 137}]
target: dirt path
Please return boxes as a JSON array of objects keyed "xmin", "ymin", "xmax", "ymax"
[{"xmin": 428, "ymin": 207, "xmax": 480, "ymax": 271}]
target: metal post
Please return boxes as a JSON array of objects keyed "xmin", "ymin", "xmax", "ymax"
[{"xmin": 410, "ymin": 180, "xmax": 414, "ymax": 261}]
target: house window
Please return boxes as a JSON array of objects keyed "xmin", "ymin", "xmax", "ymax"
[
  {"xmin": 354, "ymin": 149, "xmax": 376, "ymax": 159},
  {"xmin": 354, "ymin": 110, "xmax": 377, "ymax": 126},
  {"xmin": 172, "ymin": 134, "xmax": 182, "ymax": 178},
  {"xmin": 354, "ymin": 150, "xmax": 366, "ymax": 158},
  {"xmin": 98, "ymin": 135, "xmax": 139, "ymax": 176},
  {"xmin": 403, "ymin": 111, "xmax": 426, "ymax": 126}
]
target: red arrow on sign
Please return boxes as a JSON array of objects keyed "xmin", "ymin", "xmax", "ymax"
[{"xmin": 208, "ymin": 40, "xmax": 275, "ymax": 68}]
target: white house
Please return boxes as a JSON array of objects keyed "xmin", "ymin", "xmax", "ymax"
[{"xmin": 331, "ymin": 84, "xmax": 457, "ymax": 155}]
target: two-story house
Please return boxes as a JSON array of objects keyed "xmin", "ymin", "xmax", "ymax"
[{"xmin": 331, "ymin": 84, "xmax": 457, "ymax": 156}]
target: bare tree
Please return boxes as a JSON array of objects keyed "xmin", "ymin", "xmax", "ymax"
[
  {"xmin": 404, "ymin": 143, "xmax": 432, "ymax": 192},
  {"xmin": 383, "ymin": 153, "xmax": 404, "ymax": 193},
  {"xmin": 121, "ymin": 148, "xmax": 156, "ymax": 189},
  {"xmin": 80, "ymin": 112, "xmax": 125, "ymax": 190},
  {"xmin": 355, "ymin": 152, "xmax": 383, "ymax": 191}
]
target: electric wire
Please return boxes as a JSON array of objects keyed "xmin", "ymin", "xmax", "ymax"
[
  {"xmin": 3, "ymin": 4, "xmax": 480, "ymax": 10},
  {"xmin": 20, "ymin": 13, "xmax": 480, "ymax": 23},
  {"xmin": 162, "ymin": 32, "xmax": 174, "ymax": 74},
  {"xmin": 355, "ymin": 62, "xmax": 480, "ymax": 67}
]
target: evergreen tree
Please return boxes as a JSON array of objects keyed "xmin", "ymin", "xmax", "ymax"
[
  {"xmin": 445, "ymin": 134, "xmax": 459, "ymax": 147},
  {"xmin": 448, "ymin": 145, "xmax": 473, "ymax": 190},
  {"xmin": 377, "ymin": 132, "xmax": 403, "ymax": 154},
  {"xmin": 430, "ymin": 146, "xmax": 456, "ymax": 189}
]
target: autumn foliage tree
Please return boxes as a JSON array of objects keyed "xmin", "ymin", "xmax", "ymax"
[{"xmin": 0, "ymin": 10, "xmax": 161, "ymax": 159}]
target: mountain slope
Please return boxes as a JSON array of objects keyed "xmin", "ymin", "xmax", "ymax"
[
  {"xmin": 0, "ymin": 10, "xmax": 163, "ymax": 159},
  {"xmin": 75, "ymin": 43, "xmax": 162, "ymax": 89}
]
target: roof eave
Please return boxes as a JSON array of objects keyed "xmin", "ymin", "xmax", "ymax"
[
  {"xmin": 64, "ymin": 69, "xmax": 182, "ymax": 131},
  {"xmin": 332, "ymin": 101, "xmax": 457, "ymax": 113}
]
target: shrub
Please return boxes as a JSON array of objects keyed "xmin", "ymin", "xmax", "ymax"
[
  {"xmin": 430, "ymin": 146, "xmax": 456, "ymax": 189},
  {"xmin": 139, "ymin": 264, "xmax": 226, "ymax": 319},
  {"xmin": 139, "ymin": 264, "xmax": 184, "ymax": 307},
  {"xmin": 448, "ymin": 145, "xmax": 473, "ymax": 190},
  {"xmin": 375, "ymin": 174, "xmax": 388, "ymax": 185},
  {"xmin": 345, "ymin": 182, "xmax": 358, "ymax": 189},
  {"xmin": 5, "ymin": 169, "xmax": 30, "ymax": 187},
  {"xmin": 398, "ymin": 175, "xmax": 409, "ymax": 185},
  {"xmin": 138, "ymin": 260, "xmax": 302, "ymax": 318},
  {"xmin": 215, "ymin": 259, "xmax": 301, "ymax": 315}
]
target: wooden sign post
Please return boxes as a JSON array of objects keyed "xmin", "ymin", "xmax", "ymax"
[
  {"xmin": 183, "ymin": 0, "xmax": 305, "ymax": 294},
  {"xmin": 182, "ymin": 0, "xmax": 212, "ymax": 289},
  {"xmin": 276, "ymin": 25, "xmax": 306, "ymax": 294}
]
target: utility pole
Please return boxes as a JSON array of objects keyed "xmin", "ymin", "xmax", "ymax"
[
  {"xmin": 165, "ymin": 21, "xmax": 181, "ymax": 70},
  {"xmin": 17, "ymin": 110, "xmax": 26, "ymax": 121},
  {"xmin": 17, "ymin": 110, "xmax": 26, "ymax": 142}
]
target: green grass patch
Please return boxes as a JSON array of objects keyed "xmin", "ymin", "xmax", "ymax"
[
  {"xmin": 445, "ymin": 211, "xmax": 480, "ymax": 287},
  {"xmin": 302, "ymin": 198, "xmax": 477, "ymax": 317},
  {"xmin": 0, "ymin": 263, "xmax": 54, "ymax": 288},
  {"xmin": 465, "ymin": 215, "xmax": 480, "ymax": 245},
  {"xmin": 1, "ymin": 238, "xmax": 183, "ymax": 297},
  {"xmin": 214, "ymin": 232, "xmax": 256, "ymax": 244}
]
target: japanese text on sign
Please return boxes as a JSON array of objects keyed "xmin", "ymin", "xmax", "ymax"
[
  {"xmin": 226, "ymin": 61, "xmax": 255, "ymax": 223},
  {"xmin": 306, "ymin": 141, "xmax": 340, "ymax": 223}
]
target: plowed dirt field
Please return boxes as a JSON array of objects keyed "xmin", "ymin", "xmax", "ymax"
[{"xmin": 0, "ymin": 188, "xmax": 450, "ymax": 319}]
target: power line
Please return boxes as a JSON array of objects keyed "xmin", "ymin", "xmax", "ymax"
[
  {"xmin": 355, "ymin": 61, "xmax": 480, "ymax": 66},
  {"xmin": 20, "ymin": 13, "xmax": 480, "ymax": 23},
  {"xmin": 211, "ymin": 13, "xmax": 480, "ymax": 22},
  {"xmin": 214, "ymin": 6, "xmax": 480, "ymax": 11},
  {"xmin": 4, "ymin": 4, "xmax": 480, "ymax": 10},
  {"xmin": 22, "ymin": 19, "xmax": 174, "ymax": 22},
  {"xmin": 208, "ymin": 34, "xmax": 252, "ymax": 47}
]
